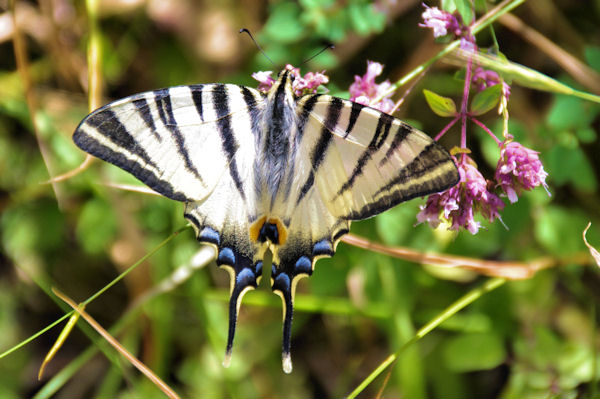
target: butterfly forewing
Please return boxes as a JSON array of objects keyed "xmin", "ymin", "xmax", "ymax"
[
  {"xmin": 73, "ymin": 84, "xmax": 265, "ymax": 202},
  {"xmin": 298, "ymin": 96, "xmax": 459, "ymax": 220}
]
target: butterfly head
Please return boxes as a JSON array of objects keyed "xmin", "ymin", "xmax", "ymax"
[{"xmin": 268, "ymin": 68, "xmax": 296, "ymax": 98}]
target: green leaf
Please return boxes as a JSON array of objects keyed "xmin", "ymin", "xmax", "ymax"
[
  {"xmin": 469, "ymin": 83, "xmax": 502, "ymax": 116},
  {"xmin": 442, "ymin": 332, "xmax": 506, "ymax": 372},
  {"xmin": 545, "ymin": 144, "xmax": 597, "ymax": 191},
  {"xmin": 349, "ymin": 4, "xmax": 370, "ymax": 35},
  {"xmin": 442, "ymin": 0, "xmax": 473, "ymax": 24},
  {"xmin": 547, "ymin": 95, "xmax": 600, "ymax": 131},
  {"xmin": 576, "ymin": 127, "xmax": 597, "ymax": 143},
  {"xmin": 534, "ymin": 206, "xmax": 589, "ymax": 256},
  {"xmin": 423, "ymin": 89, "xmax": 457, "ymax": 117}
]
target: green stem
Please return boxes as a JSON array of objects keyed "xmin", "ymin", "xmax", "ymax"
[{"xmin": 346, "ymin": 277, "xmax": 506, "ymax": 399}]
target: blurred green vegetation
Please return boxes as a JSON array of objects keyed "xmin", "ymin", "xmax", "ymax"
[{"xmin": 1, "ymin": 0, "xmax": 600, "ymax": 398}]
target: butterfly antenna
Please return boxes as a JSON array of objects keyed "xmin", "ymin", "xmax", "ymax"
[
  {"xmin": 300, "ymin": 43, "xmax": 335, "ymax": 66},
  {"xmin": 239, "ymin": 28, "xmax": 275, "ymax": 66}
]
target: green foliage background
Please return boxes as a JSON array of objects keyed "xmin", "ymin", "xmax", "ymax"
[{"xmin": 1, "ymin": 0, "xmax": 600, "ymax": 398}]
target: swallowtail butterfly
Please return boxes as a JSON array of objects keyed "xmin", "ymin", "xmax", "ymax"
[{"xmin": 73, "ymin": 66, "xmax": 459, "ymax": 373}]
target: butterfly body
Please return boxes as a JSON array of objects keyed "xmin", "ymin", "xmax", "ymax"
[{"xmin": 73, "ymin": 67, "xmax": 459, "ymax": 373}]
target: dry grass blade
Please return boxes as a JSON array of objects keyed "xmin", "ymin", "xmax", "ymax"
[
  {"xmin": 499, "ymin": 13, "xmax": 600, "ymax": 94},
  {"xmin": 44, "ymin": 154, "xmax": 95, "ymax": 184},
  {"xmin": 583, "ymin": 223, "xmax": 600, "ymax": 268},
  {"xmin": 52, "ymin": 288, "xmax": 180, "ymax": 399},
  {"xmin": 341, "ymin": 233, "xmax": 554, "ymax": 279},
  {"xmin": 38, "ymin": 306, "xmax": 83, "ymax": 380},
  {"xmin": 10, "ymin": 0, "xmax": 65, "ymax": 207}
]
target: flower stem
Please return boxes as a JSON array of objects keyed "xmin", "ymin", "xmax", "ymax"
[
  {"xmin": 471, "ymin": 117, "xmax": 503, "ymax": 144},
  {"xmin": 460, "ymin": 56, "xmax": 474, "ymax": 150},
  {"xmin": 434, "ymin": 115, "xmax": 460, "ymax": 141}
]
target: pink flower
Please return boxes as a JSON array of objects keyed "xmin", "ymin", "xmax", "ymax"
[
  {"xmin": 495, "ymin": 140, "xmax": 550, "ymax": 203},
  {"xmin": 471, "ymin": 67, "xmax": 511, "ymax": 98},
  {"xmin": 252, "ymin": 65, "xmax": 329, "ymax": 96},
  {"xmin": 292, "ymin": 70, "xmax": 329, "ymax": 96},
  {"xmin": 252, "ymin": 70, "xmax": 275, "ymax": 92},
  {"xmin": 417, "ymin": 156, "xmax": 505, "ymax": 234},
  {"xmin": 349, "ymin": 61, "xmax": 395, "ymax": 113},
  {"xmin": 420, "ymin": 4, "xmax": 476, "ymax": 52},
  {"xmin": 419, "ymin": 4, "xmax": 453, "ymax": 38}
]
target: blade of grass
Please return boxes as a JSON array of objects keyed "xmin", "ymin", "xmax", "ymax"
[
  {"xmin": 45, "ymin": 0, "xmax": 102, "ymax": 184},
  {"xmin": 0, "ymin": 226, "xmax": 190, "ymax": 360},
  {"xmin": 346, "ymin": 277, "xmax": 506, "ymax": 398},
  {"xmin": 34, "ymin": 238, "xmax": 212, "ymax": 397}
]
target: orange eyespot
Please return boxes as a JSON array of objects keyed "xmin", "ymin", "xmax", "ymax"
[{"xmin": 248, "ymin": 216, "xmax": 288, "ymax": 246}]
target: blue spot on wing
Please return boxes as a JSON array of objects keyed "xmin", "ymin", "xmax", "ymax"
[
  {"xmin": 218, "ymin": 247, "xmax": 236, "ymax": 266},
  {"xmin": 236, "ymin": 268, "xmax": 256, "ymax": 285},
  {"xmin": 199, "ymin": 226, "xmax": 221, "ymax": 246},
  {"xmin": 255, "ymin": 261, "xmax": 263, "ymax": 276},
  {"xmin": 274, "ymin": 272, "xmax": 291, "ymax": 291},
  {"xmin": 294, "ymin": 256, "xmax": 312, "ymax": 275},
  {"xmin": 312, "ymin": 239, "xmax": 333, "ymax": 256}
]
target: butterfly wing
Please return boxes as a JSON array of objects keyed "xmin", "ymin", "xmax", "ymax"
[
  {"xmin": 73, "ymin": 83, "xmax": 267, "ymax": 364},
  {"xmin": 73, "ymin": 84, "xmax": 264, "ymax": 203},
  {"xmin": 303, "ymin": 95, "xmax": 460, "ymax": 220},
  {"xmin": 269, "ymin": 95, "xmax": 459, "ymax": 371}
]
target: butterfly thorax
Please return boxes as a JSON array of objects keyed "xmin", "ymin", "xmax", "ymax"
[{"xmin": 255, "ymin": 69, "xmax": 298, "ymax": 210}]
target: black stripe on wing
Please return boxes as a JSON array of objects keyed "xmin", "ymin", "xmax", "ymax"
[
  {"xmin": 154, "ymin": 89, "xmax": 206, "ymax": 186},
  {"xmin": 190, "ymin": 84, "xmax": 205, "ymax": 122},
  {"xmin": 132, "ymin": 98, "xmax": 161, "ymax": 141},
  {"xmin": 378, "ymin": 123, "xmax": 412, "ymax": 167},
  {"xmin": 296, "ymin": 97, "xmax": 344, "ymax": 205},
  {"xmin": 343, "ymin": 101, "xmax": 365, "ymax": 139},
  {"xmin": 73, "ymin": 128, "xmax": 188, "ymax": 201},
  {"xmin": 80, "ymin": 108, "xmax": 160, "ymax": 171},
  {"xmin": 334, "ymin": 113, "xmax": 394, "ymax": 198},
  {"xmin": 213, "ymin": 85, "xmax": 247, "ymax": 201},
  {"xmin": 344, "ymin": 143, "xmax": 459, "ymax": 220}
]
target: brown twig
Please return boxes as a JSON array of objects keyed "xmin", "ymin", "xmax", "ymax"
[{"xmin": 341, "ymin": 233, "xmax": 564, "ymax": 280}]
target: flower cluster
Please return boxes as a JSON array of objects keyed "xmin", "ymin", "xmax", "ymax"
[
  {"xmin": 419, "ymin": 4, "xmax": 472, "ymax": 45},
  {"xmin": 252, "ymin": 64, "xmax": 329, "ymax": 96},
  {"xmin": 349, "ymin": 61, "xmax": 395, "ymax": 113},
  {"xmin": 417, "ymin": 155, "xmax": 504, "ymax": 234},
  {"xmin": 415, "ymin": 2, "xmax": 550, "ymax": 233},
  {"xmin": 495, "ymin": 139, "xmax": 549, "ymax": 203}
]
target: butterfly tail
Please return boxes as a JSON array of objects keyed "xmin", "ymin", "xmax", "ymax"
[
  {"xmin": 216, "ymin": 248, "xmax": 260, "ymax": 368},
  {"xmin": 270, "ymin": 251, "xmax": 316, "ymax": 373},
  {"xmin": 271, "ymin": 264, "xmax": 295, "ymax": 374}
]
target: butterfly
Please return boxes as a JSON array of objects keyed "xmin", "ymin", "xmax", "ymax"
[{"xmin": 73, "ymin": 65, "xmax": 459, "ymax": 373}]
